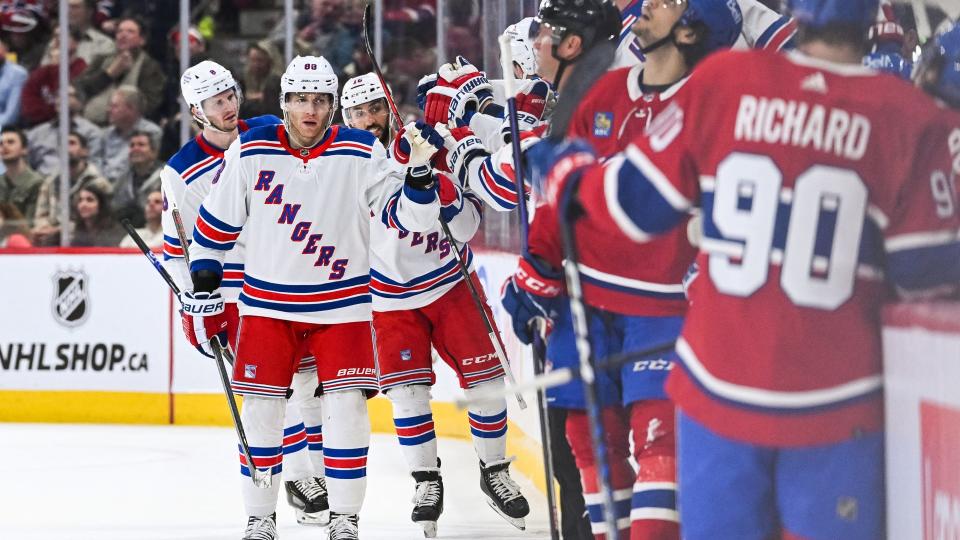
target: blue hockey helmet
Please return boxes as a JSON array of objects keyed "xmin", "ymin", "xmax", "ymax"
[
  {"xmin": 681, "ymin": 0, "xmax": 744, "ymax": 54},
  {"xmin": 915, "ymin": 23, "xmax": 960, "ymax": 108},
  {"xmin": 787, "ymin": 0, "xmax": 879, "ymax": 31}
]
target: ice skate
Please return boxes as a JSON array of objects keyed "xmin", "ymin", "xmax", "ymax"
[
  {"xmin": 242, "ymin": 513, "xmax": 277, "ymax": 540},
  {"xmin": 480, "ymin": 458, "xmax": 529, "ymax": 530},
  {"xmin": 326, "ymin": 512, "xmax": 359, "ymax": 540},
  {"xmin": 410, "ymin": 469, "xmax": 444, "ymax": 537},
  {"xmin": 285, "ymin": 476, "xmax": 330, "ymax": 525}
]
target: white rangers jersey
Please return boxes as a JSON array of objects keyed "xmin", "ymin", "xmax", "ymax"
[
  {"xmin": 188, "ymin": 123, "xmax": 439, "ymax": 324},
  {"xmin": 161, "ymin": 115, "xmax": 280, "ymax": 300},
  {"xmin": 735, "ymin": 0, "xmax": 796, "ymax": 51},
  {"xmin": 370, "ymin": 170, "xmax": 483, "ymax": 312}
]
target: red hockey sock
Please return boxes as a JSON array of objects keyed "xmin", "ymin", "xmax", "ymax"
[
  {"xmin": 567, "ymin": 407, "xmax": 635, "ymax": 540},
  {"xmin": 629, "ymin": 400, "xmax": 679, "ymax": 540}
]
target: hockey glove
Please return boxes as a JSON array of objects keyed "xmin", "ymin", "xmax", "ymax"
[
  {"xmin": 501, "ymin": 260, "xmax": 561, "ymax": 345},
  {"xmin": 179, "ymin": 291, "xmax": 229, "ymax": 358},
  {"xmin": 404, "ymin": 165, "xmax": 436, "ymax": 191},
  {"xmin": 499, "ymin": 79, "xmax": 550, "ymax": 144},
  {"xmin": 434, "ymin": 125, "xmax": 488, "ymax": 185},
  {"xmin": 416, "ymin": 73, "xmax": 438, "ymax": 112},
  {"xmin": 393, "ymin": 121, "xmax": 445, "ymax": 167},
  {"xmin": 524, "ymin": 139, "xmax": 598, "ymax": 220},
  {"xmin": 424, "ymin": 57, "xmax": 494, "ymax": 127}
]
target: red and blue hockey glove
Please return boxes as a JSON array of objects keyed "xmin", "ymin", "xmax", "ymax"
[
  {"xmin": 433, "ymin": 125, "xmax": 488, "ymax": 183},
  {"xmin": 501, "ymin": 260, "xmax": 561, "ymax": 345},
  {"xmin": 500, "ymin": 78, "xmax": 551, "ymax": 144},
  {"xmin": 524, "ymin": 139, "xmax": 598, "ymax": 217},
  {"xmin": 438, "ymin": 173, "xmax": 466, "ymax": 222},
  {"xmin": 424, "ymin": 57, "xmax": 494, "ymax": 127},
  {"xmin": 416, "ymin": 73, "xmax": 438, "ymax": 112},
  {"xmin": 179, "ymin": 291, "xmax": 229, "ymax": 358},
  {"xmin": 392, "ymin": 121, "xmax": 446, "ymax": 168}
]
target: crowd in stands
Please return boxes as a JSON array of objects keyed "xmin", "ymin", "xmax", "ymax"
[{"xmin": 0, "ymin": 0, "xmax": 488, "ymax": 249}]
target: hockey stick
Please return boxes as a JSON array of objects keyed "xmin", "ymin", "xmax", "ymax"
[
  {"xmin": 498, "ymin": 33, "xmax": 560, "ymax": 539},
  {"xmin": 532, "ymin": 319, "xmax": 560, "ymax": 540},
  {"xmin": 362, "ymin": 1, "xmax": 527, "ymax": 409},
  {"xmin": 121, "ymin": 219, "xmax": 271, "ymax": 489}
]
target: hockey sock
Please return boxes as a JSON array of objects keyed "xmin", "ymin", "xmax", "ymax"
[
  {"xmin": 280, "ymin": 401, "xmax": 311, "ymax": 481},
  {"xmin": 463, "ymin": 379, "xmax": 508, "ymax": 465},
  {"xmin": 323, "ymin": 389, "xmax": 371, "ymax": 515},
  {"xmin": 239, "ymin": 395, "xmax": 285, "ymax": 517},
  {"xmin": 386, "ymin": 384, "xmax": 439, "ymax": 472},
  {"xmin": 628, "ymin": 400, "xmax": 678, "ymax": 540},
  {"xmin": 291, "ymin": 369, "xmax": 325, "ymax": 476},
  {"xmin": 567, "ymin": 407, "xmax": 634, "ymax": 540}
]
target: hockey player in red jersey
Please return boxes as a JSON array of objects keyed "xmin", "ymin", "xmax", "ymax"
[
  {"xmin": 182, "ymin": 55, "xmax": 443, "ymax": 540},
  {"xmin": 498, "ymin": 1, "xmax": 742, "ymax": 538},
  {"xmin": 163, "ymin": 60, "xmax": 332, "ymax": 528},
  {"xmin": 341, "ymin": 72, "xmax": 530, "ymax": 536},
  {"xmin": 540, "ymin": 0, "xmax": 960, "ymax": 538}
]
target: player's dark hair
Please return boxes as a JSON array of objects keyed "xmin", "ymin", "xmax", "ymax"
[
  {"xmin": 1, "ymin": 126, "xmax": 28, "ymax": 148},
  {"xmin": 796, "ymin": 22, "xmax": 870, "ymax": 54},
  {"xmin": 676, "ymin": 21, "xmax": 713, "ymax": 68}
]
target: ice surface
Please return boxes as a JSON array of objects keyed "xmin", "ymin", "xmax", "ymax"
[{"xmin": 1, "ymin": 423, "xmax": 548, "ymax": 539}]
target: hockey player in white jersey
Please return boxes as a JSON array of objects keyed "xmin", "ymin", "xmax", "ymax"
[
  {"xmin": 341, "ymin": 73, "xmax": 530, "ymax": 536},
  {"xmin": 161, "ymin": 60, "xmax": 330, "ymax": 527},
  {"xmin": 182, "ymin": 56, "xmax": 443, "ymax": 540}
]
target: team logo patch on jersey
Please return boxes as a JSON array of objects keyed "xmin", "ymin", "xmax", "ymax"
[
  {"xmin": 52, "ymin": 269, "xmax": 89, "ymax": 327},
  {"xmin": 593, "ymin": 112, "xmax": 613, "ymax": 137},
  {"xmin": 400, "ymin": 349, "xmax": 412, "ymax": 361},
  {"xmin": 244, "ymin": 364, "xmax": 257, "ymax": 379}
]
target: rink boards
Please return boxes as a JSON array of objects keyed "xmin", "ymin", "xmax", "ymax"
[
  {"xmin": 3, "ymin": 249, "xmax": 960, "ymax": 535},
  {"xmin": 0, "ymin": 248, "xmax": 547, "ymax": 493}
]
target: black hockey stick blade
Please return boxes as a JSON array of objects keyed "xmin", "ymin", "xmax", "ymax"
[{"xmin": 548, "ymin": 40, "xmax": 616, "ymax": 142}]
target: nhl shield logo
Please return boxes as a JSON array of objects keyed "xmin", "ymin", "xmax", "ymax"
[{"xmin": 52, "ymin": 270, "xmax": 89, "ymax": 327}]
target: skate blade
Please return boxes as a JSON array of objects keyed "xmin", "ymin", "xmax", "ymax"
[
  {"xmin": 417, "ymin": 520, "xmax": 438, "ymax": 538},
  {"xmin": 295, "ymin": 508, "xmax": 330, "ymax": 526},
  {"xmin": 485, "ymin": 499, "xmax": 525, "ymax": 530}
]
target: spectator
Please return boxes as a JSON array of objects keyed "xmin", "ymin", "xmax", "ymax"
[
  {"xmin": 92, "ymin": 85, "xmax": 161, "ymax": 185},
  {"xmin": 69, "ymin": 183, "xmax": 124, "ymax": 247},
  {"xmin": 0, "ymin": 201, "xmax": 30, "ymax": 247},
  {"xmin": 32, "ymin": 131, "xmax": 111, "ymax": 246},
  {"xmin": 118, "ymin": 188, "xmax": 161, "ymax": 249},
  {"xmin": 342, "ymin": 40, "xmax": 375, "ymax": 80},
  {"xmin": 0, "ymin": 2, "xmax": 51, "ymax": 71},
  {"xmin": 0, "ymin": 34, "xmax": 28, "ymax": 127},
  {"xmin": 74, "ymin": 16, "xmax": 166, "ymax": 124},
  {"xmin": 238, "ymin": 41, "xmax": 281, "ymax": 118},
  {"xmin": 0, "ymin": 127, "xmax": 43, "ymax": 223},
  {"xmin": 295, "ymin": 0, "xmax": 355, "ymax": 77},
  {"xmin": 41, "ymin": 0, "xmax": 114, "ymax": 66},
  {"xmin": 112, "ymin": 130, "xmax": 161, "ymax": 224},
  {"xmin": 159, "ymin": 26, "xmax": 207, "ymax": 119},
  {"xmin": 21, "ymin": 34, "xmax": 87, "ymax": 126},
  {"xmin": 27, "ymin": 85, "xmax": 103, "ymax": 176}
]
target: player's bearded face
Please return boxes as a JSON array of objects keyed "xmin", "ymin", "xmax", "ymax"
[
  {"xmin": 344, "ymin": 99, "xmax": 390, "ymax": 145},
  {"xmin": 286, "ymin": 92, "xmax": 334, "ymax": 144},
  {"xmin": 202, "ymin": 89, "xmax": 240, "ymax": 132},
  {"xmin": 635, "ymin": 0, "xmax": 687, "ymax": 46}
]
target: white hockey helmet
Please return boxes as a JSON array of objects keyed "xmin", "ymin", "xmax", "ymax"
[
  {"xmin": 503, "ymin": 17, "xmax": 538, "ymax": 78},
  {"xmin": 279, "ymin": 55, "xmax": 339, "ymax": 113},
  {"xmin": 180, "ymin": 60, "xmax": 242, "ymax": 126},
  {"xmin": 340, "ymin": 72, "xmax": 387, "ymax": 109}
]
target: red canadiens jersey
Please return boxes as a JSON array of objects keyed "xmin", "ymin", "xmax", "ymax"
[
  {"xmin": 576, "ymin": 49, "xmax": 960, "ymax": 446},
  {"xmin": 527, "ymin": 64, "xmax": 696, "ymax": 316}
]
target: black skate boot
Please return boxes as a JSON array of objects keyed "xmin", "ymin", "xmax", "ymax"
[
  {"xmin": 285, "ymin": 476, "xmax": 330, "ymax": 525},
  {"xmin": 242, "ymin": 513, "xmax": 277, "ymax": 540},
  {"xmin": 480, "ymin": 458, "xmax": 530, "ymax": 530},
  {"xmin": 326, "ymin": 512, "xmax": 359, "ymax": 540},
  {"xmin": 410, "ymin": 469, "xmax": 444, "ymax": 537}
]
